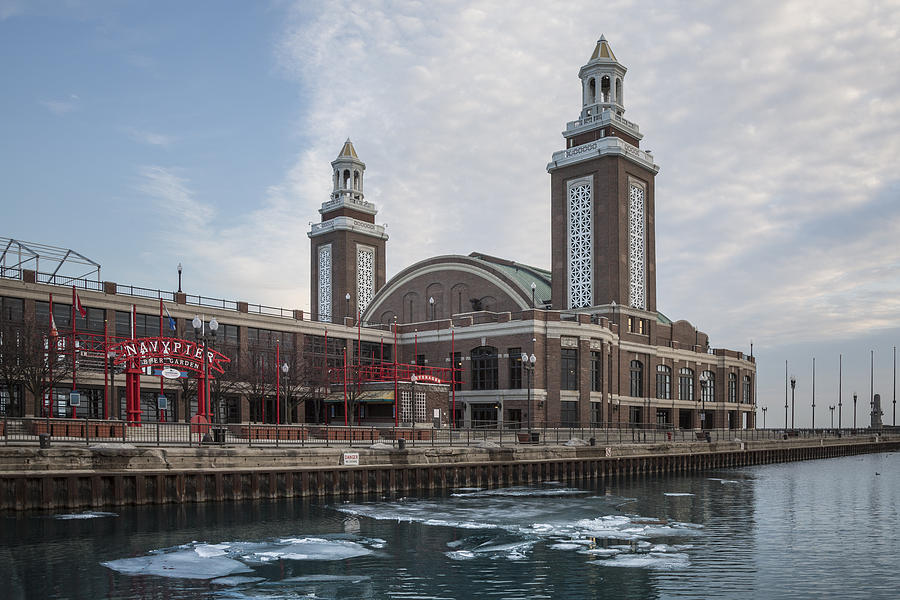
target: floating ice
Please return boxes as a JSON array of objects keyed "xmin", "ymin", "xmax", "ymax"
[
  {"xmin": 590, "ymin": 552, "xmax": 690, "ymax": 569},
  {"xmin": 240, "ymin": 537, "xmax": 373, "ymax": 563},
  {"xmin": 210, "ymin": 576, "xmax": 264, "ymax": 586},
  {"xmin": 708, "ymin": 478, "xmax": 741, "ymax": 484},
  {"xmin": 53, "ymin": 511, "xmax": 117, "ymax": 520},
  {"xmin": 102, "ymin": 549, "xmax": 252, "ymax": 580},
  {"xmin": 664, "ymin": 493, "xmax": 695, "ymax": 497},
  {"xmin": 549, "ymin": 543, "xmax": 583, "ymax": 550},
  {"xmin": 194, "ymin": 543, "xmax": 229, "ymax": 558},
  {"xmin": 446, "ymin": 550, "xmax": 476, "ymax": 560},
  {"xmin": 579, "ymin": 548, "xmax": 621, "ymax": 556},
  {"xmin": 281, "ymin": 575, "xmax": 371, "ymax": 583},
  {"xmin": 450, "ymin": 486, "xmax": 586, "ymax": 498}
]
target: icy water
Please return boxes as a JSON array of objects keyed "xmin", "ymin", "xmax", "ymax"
[{"xmin": 2, "ymin": 451, "xmax": 898, "ymax": 600}]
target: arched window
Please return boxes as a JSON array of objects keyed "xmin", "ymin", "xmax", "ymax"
[
  {"xmin": 701, "ymin": 371, "xmax": 715, "ymax": 403},
  {"xmin": 601, "ymin": 75, "xmax": 611, "ymax": 103},
  {"xmin": 743, "ymin": 375, "xmax": 752, "ymax": 404},
  {"xmin": 615, "ymin": 78, "xmax": 622, "ymax": 104},
  {"xmin": 679, "ymin": 368, "xmax": 694, "ymax": 401},
  {"xmin": 353, "ymin": 170, "xmax": 360, "ymax": 191},
  {"xmin": 630, "ymin": 360, "xmax": 643, "ymax": 397},
  {"xmin": 728, "ymin": 373, "xmax": 737, "ymax": 403},
  {"xmin": 656, "ymin": 365, "xmax": 671, "ymax": 399},
  {"xmin": 589, "ymin": 78, "xmax": 597, "ymax": 103},
  {"xmin": 471, "ymin": 346, "xmax": 498, "ymax": 390},
  {"xmin": 342, "ymin": 169, "xmax": 351, "ymax": 189}
]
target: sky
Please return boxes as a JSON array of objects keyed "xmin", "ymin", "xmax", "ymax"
[{"xmin": 2, "ymin": 0, "xmax": 900, "ymax": 427}]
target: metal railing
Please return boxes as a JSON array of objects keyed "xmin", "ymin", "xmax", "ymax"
[{"xmin": 1, "ymin": 416, "xmax": 884, "ymax": 449}]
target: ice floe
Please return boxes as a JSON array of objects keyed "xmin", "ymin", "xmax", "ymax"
[
  {"xmin": 53, "ymin": 511, "xmax": 117, "ymax": 520},
  {"xmin": 664, "ymin": 492, "xmax": 695, "ymax": 497}
]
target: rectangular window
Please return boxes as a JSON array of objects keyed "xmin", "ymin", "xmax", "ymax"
[
  {"xmin": 561, "ymin": 348, "xmax": 578, "ymax": 391},
  {"xmin": 471, "ymin": 347, "xmax": 498, "ymax": 390},
  {"xmin": 743, "ymin": 376, "xmax": 752, "ymax": 404},
  {"xmin": 416, "ymin": 354, "xmax": 425, "ymax": 366},
  {"xmin": 508, "ymin": 347, "xmax": 523, "ymax": 389},
  {"xmin": 679, "ymin": 369, "xmax": 694, "ymax": 401},
  {"xmin": 590, "ymin": 402, "xmax": 603, "ymax": 426},
  {"xmin": 590, "ymin": 351, "xmax": 602, "ymax": 392},
  {"xmin": 560, "ymin": 400, "xmax": 579, "ymax": 427},
  {"xmin": 1, "ymin": 297, "xmax": 24, "ymax": 323}
]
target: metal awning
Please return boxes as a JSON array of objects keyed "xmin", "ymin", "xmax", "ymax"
[{"xmin": 324, "ymin": 390, "xmax": 395, "ymax": 404}]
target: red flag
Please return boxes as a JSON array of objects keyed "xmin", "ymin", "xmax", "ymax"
[
  {"xmin": 50, "ymin": 314, "xmax": 59, "ymax": 339},
  {"xmin": 72, "ymin": 286, "xmax": 87, "ymax": 319}
]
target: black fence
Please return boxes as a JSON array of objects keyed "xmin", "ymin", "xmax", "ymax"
[{"xmin": 0, "ymin": 416, "xmax": 884, "ymax": 449}]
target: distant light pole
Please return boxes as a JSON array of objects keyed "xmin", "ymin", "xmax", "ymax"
[
  {"xmin": 829, "ymin": 405, "xmax": 835, "ymax": 428},
  {"xmin": 761, "ymin": 406, "xmax": 767, "ymax": 429},
  {"xmin": 345, "ymin": 292, "xmax": 351, "ymax": 322},
  {"xmin": 853, "ymin": 392, "xmax": 858, "ymax": 429},
  {"xmin": 700, "ymin": 372, "xmax": 709, "ymax": 430},
  {"xmin": 790, "ymin": 375, "xmax": 796, "ymax": 429},
  {"xmin": 838, "ymin": 354, "xmax": 843, "ymax": 429},
  {"xmin": 281, "ymin": 362, "xmax": 289, "ymax": 424},
  {"xmin": 521, "ymin": 351, "xmax": 537, "ymax": 431},
  {"xmin": 530, "ymin": 281, "xmax": 536, "ymax": 309},
  {"xmin": 192, "ymin": 315, "xmax": 218, "ymax": 421},
  {"xmin": 429, "ymin": 296, "xmax": 435, "ymax": 321},
  {"xmin": 811, "ymin": 357, "xmax": 816, "ymax": 429},
  {"xmin": 177, "ymin": 263, "xmax": 183, "ymax": 293}
]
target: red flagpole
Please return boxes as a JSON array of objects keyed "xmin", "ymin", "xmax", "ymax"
[
  {"xmin": 393, "ymin": 321, "xmax": 398, "ymax": 427},
  {"xmin": 451, "ymin": 328, "xmax": 455, "ymax": 429},
  {"xmin": 103, "ymin": 318, "xmax": 109, "ymax": 420},
  {"xmin": 343, "ymin": 346, "xmax": 348, "ymax": 426},
  {"xmin": 276, "ymin": 341, "xmax": 281, "ymax": 426},
  {"xmin": 48, "ymin": 293, "xmax": 54, "ymax": 418},
  {"xmin": 71, "ymin": 285, "xmax": 77, "ymax": 419},
  {"xmin": 158, "ymin": 299, "xmax": 165, "ymax": 422}
]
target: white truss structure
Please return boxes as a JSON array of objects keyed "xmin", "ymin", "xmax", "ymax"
[
  {"xmin": 318, "ymin": 244, "xmax": 332, "ymax": 322},
  {"xmin": 628, "ymin": 184, "xmax": 646, "ymax": 309},
  {"xmin": 356, "ymin": 246, "xmax": 374, "ymax": 312},
  {"xmin": 567, "ymin": 180, "xmax": 593, "ymax": 308}
]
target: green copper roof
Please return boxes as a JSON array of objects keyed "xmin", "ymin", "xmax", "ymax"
[{"xmin": 469, "ymin": 253, "xmax": 552, "ymax": 307}]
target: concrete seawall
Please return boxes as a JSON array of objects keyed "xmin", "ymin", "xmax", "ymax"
[{"xmin": 2, "ymin": 435, "xmax": 897, "ymax": 511}]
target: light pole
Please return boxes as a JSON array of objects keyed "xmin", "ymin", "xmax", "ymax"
[
  {"xmin": 192, "ymin": 315, "xmax": 218, "ymax": 422},
  {"xmin": 838, "ymin": 353, "xmax": 843, "ymax": 429},
  {"xmin": 281, "ymin": 362, "xmax": 289, "ymax": 424},
  {"xmin": 521, "ymin": 351, "xmax": 537, "ymax": 432},
  {"xmin": 345, "ymin": 292, "xmax": 351, "ymax": 323},
  {"xmin": 829, "ymin": 405, "xmax": 835, "ymax": 428},
  {"xmin": 700, "ymin": 372, "xmax": 708, "ymax": 430},
  {"xmin": 429, "ymin": 296, "xmax": 435, "ymax": 321},
  {"xmin": 107, "ymin": 350, "xmax": 116, "ymax": 420},
  {"xmin": 790, "ymin": 375, "xmax": 796, "ymax": 430},
  {"xmin": 530, "ymin": 281, "xmax": 536, "ymax": 309},
  {"xmin": 811, "ymin": 357, "xmax": 816, "ymax": 429},
  {"xmin": 761, "ymin": 406, "xmax": 767, "ymax": 429},
  {"xmin": 853, "ymin": 392, "xmax": 858, "ymax": 429},
  {"xmin": 177, "ymin": 263, "xmax": 182, "ymax": 293}
]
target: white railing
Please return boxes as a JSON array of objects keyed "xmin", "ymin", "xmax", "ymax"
[{"xmin": 566, "ymin": 109, "xmax": 640, "ymax": 134}]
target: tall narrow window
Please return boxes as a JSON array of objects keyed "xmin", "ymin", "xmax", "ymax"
[
  {"xmin": 679, "ymin": 368, "xmax": 694, "ymax": 401},
  {"xmin": 356, "ymin": 246, "xmax": 374, "ymax": 313},
  {"xmin": 590, "ymin": 351, "xmax": 603, "ymax": 392},
  {"xmin": 628, "ymin": 183, "xmax": 646, "ymax": 309},
  {"xmin": 728, "ymin": 373, "xmax": 737, "ymax": 403},
  {"xmin": 508, "ymin": 347, "xmax": 523, "ymax": 389},
  {"xmin": 656, "ymin": 365, "xmax": 671, "ymax": 399},
  {"xmin": 318, "ymin": 244, "xmax": 332, "ymax": 322},
  {"xmin": 471, "ymin": 346, "xmax": 498, "ymax": 390},
  {"xmin": 701, "ymin": 371, "xmax": 715, "ymax": 403},
  {"xmin": 568, "ymin": 179, "xmax": 592, "ymax": 308},
  {"xmin": 630, "ymin": 360, "xmax": 643, "ymax": 397},
  {"xmin": 561, "ymin": 348, "xmax": 578, "ymax": 390},
  {"xmin": 743, "ymin": 375, "xmax": 752, "ymax": 404}
]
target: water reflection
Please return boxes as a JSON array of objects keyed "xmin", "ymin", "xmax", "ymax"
[{"xmin": 2, "ymin": 451, "xmax": 897, "ymax": 599}]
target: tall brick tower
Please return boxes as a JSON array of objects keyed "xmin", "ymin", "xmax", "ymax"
[
  {"xmin": 308, "ymin": 139, "xmax": 388, "ymax": 322},
  {"xmin": 548, "ymin": 36, "xmax": 660, "ymax": 312}
]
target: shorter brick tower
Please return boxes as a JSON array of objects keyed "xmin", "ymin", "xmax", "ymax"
[{"xmin": 308, "ymin": 139, "xmax": 388, "ymax": 323}]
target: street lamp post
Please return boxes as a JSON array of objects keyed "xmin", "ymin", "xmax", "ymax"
[
  {"xmin": 811, "ymin": 357, "xmax": 816, "ymax": 429},
  {"xmin": 177, "ymin": 263, "xmax": 183, "ymax": 293},
  {"xmin": 700, "ymin": 373, "xmax": 708, "ymax": 430},
  {"xmin": 192, "ymin": 315, "xmax": 218, "ymax": 422},
  {"xmin": 853, "ymin": 392, "xmax": 858, "ymax": 429},
  {"xmin": 530, "ymin": 281, "xmax": 536, "ymax": 309},
  {"xmin": 107, "ymin": 350, "xmax": 116, "ymax": 420},
  {"xmin": 761, "ymin": 406, "xmax": 767, "ymax": 429},
  {"xmin": 429, "ymin": 296, "xmax": 435, "ymax": 321},
  {"xmin": 281, "ymin": 362, "xmax": 289, "ymax": 424},
  {"xmin": 790, "ymin": 375, "xmax": 796, "ymax": 430},
  {"xmin": 829, "ymin": 405, "xmax": 835, "ymax": 428},
  {"xmin": 345, "ymin": 292, "xmax": 351, "ymax": 323},
  {"xmin": 521, "ymin": 351, "xmax": 537, "ymax": 432}
]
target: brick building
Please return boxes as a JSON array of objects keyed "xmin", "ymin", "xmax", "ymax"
[{"xmin": 0, "ymin": 36, "xmax": 755, "ymax": 430}]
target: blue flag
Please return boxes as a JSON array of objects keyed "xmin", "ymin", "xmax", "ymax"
[{"xmin": 163, "ymin": 304, "xmax": 177, "ymax": 331}]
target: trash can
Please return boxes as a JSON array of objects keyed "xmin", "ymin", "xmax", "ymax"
[
  {"xmin": 398, "ymin": 438, "xmax": 406, "ymax": 450},
  {"xmin": 589, "ymin": 437, "xmax": 596, "ymax": 446},
  {"xmin": 39, "ymin": 433, "xmax": 51, "ymax": 449},
  {"xmin": 705, "ymin": 431, "xmax": 711, "ymax": 443},
  {"xmin": 531, "ymin": 432, "xmax": 540, "ymax": 444},
  {"xmin": 212, "ymin": 428, "xmax": 226, "ymax": 443}
]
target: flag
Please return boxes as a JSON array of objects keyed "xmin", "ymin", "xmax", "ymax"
[
  {"xmin": 162, "ymin": 303, "xmax": 177, "ymax": 332},
  {"xmin": 72, "ymin": 286, "xmax": 86, "ymax": 319},
  {"xmin": 50, "ymin": 314, "xmax": 58, "ymax": 338}
]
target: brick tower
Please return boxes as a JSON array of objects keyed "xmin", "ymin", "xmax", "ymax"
[
  {"xmin": 308, "ymin": 139, "xmax": 388, "ymax": 323},
  {"xmin": 548, "ymin": 36, "xmax": 660, "ymax": 312}
]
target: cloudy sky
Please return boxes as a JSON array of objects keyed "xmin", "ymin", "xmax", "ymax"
[{"xmin": 2, "ymin": 0, "xmax": 899, "ymax": 426}]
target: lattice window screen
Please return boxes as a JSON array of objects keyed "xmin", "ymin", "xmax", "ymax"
[
  {"xmin": 357, "ymin": 246, "xmax": 375, "ymax": 312},
  {"xmin": 628, "ymin": 185, "xmax": 646, "ymax": 309},
  {"xmin": 318, "ymin": 244, "xmax": 332, "ymax": 322},
  {"xmin": 414, "ymin": 391, "xmax": 426, "ymax": 423},
  {"xmin": 400, "ymin": 390, "xmax": 412, "ymax": 423},
  {"xmin": 568, "ymin": 181, "xmax": 593, "ymax": 309}
]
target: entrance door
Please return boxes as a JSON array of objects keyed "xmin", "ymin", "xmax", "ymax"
[
  {"xmin": 471, "ymin": 404, "xmax": 498, "ymax": 429},
  {"xmin": 679, "ymin": 409, "xmax": 692, "ymax": 429}
]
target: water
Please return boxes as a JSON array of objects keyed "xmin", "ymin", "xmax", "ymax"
[{"xmin": 2, "ymin": 451, "xmax": 898, "ymax": 599}]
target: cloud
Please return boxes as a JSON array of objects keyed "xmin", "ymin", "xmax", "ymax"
[
  {"xmin": 126, "ymin": 127, "xmax": 175, "ymax": 147},
  {"xmin": 40, "ymin": 94, "xmax": 79, "ymax": 115},
  {"xmin": 266, "ymin": 0, "xmax": 900, "ymax": 355},
  {"xmin": 136, "ymin": 166, "xmax": 215, "ymax": 229}
]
